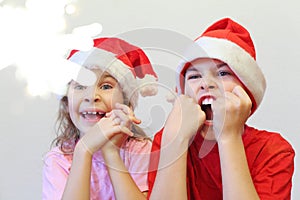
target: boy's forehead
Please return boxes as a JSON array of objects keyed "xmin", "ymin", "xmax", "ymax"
[{"xmin": 186, "ymin": 59, "xmax": 228, "ymax": 71}]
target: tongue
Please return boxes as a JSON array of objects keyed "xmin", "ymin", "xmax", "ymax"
[
  {"xmin": 84, "ymin": 114, "xmax": 102, "ymax": 121},
  {"xmin": 201, "ymin": 104, "xmax": 213, "ymax": 120}
]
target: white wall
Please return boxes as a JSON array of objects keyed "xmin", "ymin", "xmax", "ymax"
[{"xmin": 1, "ymin": 0, "xmax": 299, "ymax": 199}]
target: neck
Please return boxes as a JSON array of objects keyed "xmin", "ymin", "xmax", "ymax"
[{"xmin": 200, "ymin": 125, "xmax": 216, "ymax": 141}]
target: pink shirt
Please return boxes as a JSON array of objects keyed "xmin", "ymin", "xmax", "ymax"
[{"xmin": 43, "ymin": 138, "xmax": 151, "ymax": 200}]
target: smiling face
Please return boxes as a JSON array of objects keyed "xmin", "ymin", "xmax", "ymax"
[
  {"xmin": 184, "ymin": 58, "xmax": 244, "ymax": 126},
  {"xmin": 67, "ymin": 69, "xmax": 124, "ymax": 135}
]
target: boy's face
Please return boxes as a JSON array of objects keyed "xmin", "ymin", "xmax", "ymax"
[
  {"xmin": 67, "ymin": 69, "xmax": 124, "ymax": 134},
  {"xmin": 184, "ymin": 58, "xmax": 245, "ymax": 124}
]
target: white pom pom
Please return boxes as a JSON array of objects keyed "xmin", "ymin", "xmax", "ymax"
[{"xmin": 137, "ymin": 74, "xmax": 158, "ymax": 97}]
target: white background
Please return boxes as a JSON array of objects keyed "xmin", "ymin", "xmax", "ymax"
[{"xmin": 0, "ymin": 0, "xmax": 299, "ymax": 199}]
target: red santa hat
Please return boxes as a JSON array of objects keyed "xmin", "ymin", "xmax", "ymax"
[
  {"xmin": 177, "ymin": 18, "xmax": 266, "ymax": 113},
  {"xmin": 67, "ymin": 37, "xmax": 158, "ymax": 108}
]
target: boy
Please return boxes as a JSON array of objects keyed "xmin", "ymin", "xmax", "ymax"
[{"xmin": 148, "ymin": 18, "xmax": 294, "ymax": 200}]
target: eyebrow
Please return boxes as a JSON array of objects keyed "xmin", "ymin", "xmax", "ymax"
[
  {"xmin": 99, "ymin": 73, "xmax": 118, "ymax": 84},
  {"xmin": 186, "ymin": 67, "xmax": 198, "ymax": 72},
  {"xmin": 217, "ymin": 62, "xmax": 228, "ymax": 68},
  {"xmin": 101, "ymin": 73, "xmax": 116, "ymax": 79}
]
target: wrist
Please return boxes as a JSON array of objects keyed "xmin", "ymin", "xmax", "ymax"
[
  {"xmin": 163, "ymin": 126, "xmax": 192, "ymax": 144},
  {"xmin": 75, "ymin": 139, "xmax": 94, "ymax": 157},
  {"xmin": 102, "ymin": 146, "xmax": 119, "ymax": 157},
  {"xmin": 217, "ymin": 131, "xmax": 243, "ymax": 147},
  {"xmin": 161, "ymin": 129, "xmax": 190, "ymax": 161},
  {"xmin": 102, "ymin": 148, "xmax": 122, "ymax": 166}
]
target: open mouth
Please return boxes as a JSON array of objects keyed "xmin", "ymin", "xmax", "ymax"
[
  {"xmin": 200, "ymin": 97, "xmax": 213, "ymax": 121},
  {"xmin": 81, "ymin": 111, "xmax": 106, "ymax": 121}
]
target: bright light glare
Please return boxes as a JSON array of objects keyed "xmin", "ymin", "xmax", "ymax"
[
  {"xmin": 65, "ymin": 4, "xmax": 76, "ymax": 15},
  {"xmin": 0, "ymin": 1, "xmax": 102, "ymax": 98},
  {"xmin": 72, "ymin": 23, "xmax": 103, "ymax": 38}
]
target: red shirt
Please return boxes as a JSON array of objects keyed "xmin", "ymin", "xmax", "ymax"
[{"xmin": 148, "ymin": 125, "xmax": 294, "ymax": 200}]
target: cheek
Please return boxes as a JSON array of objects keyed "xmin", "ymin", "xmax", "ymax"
[
  {"xmin": 222, "ymin": 79, "xmax": 243, "ymax": 92},
  {"xmin": 68, "ymin": 100, "xmax": 76, "ymax": 113},
  {"xmin": 105, "ymin": 89, "xmax": 125, "ymax": 108},
  {"xmin": 67, "ymin": 94, "xmax": 80, "ymax": 117},
  {"xmin": 67, "ymin": 101, "xmax": 77, "ymax": 126},
  {"xmin": 184, "ymin": 82, "xmax": 198, "ymax": 97}
]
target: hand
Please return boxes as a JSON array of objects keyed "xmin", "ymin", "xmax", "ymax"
[
  {"xmin": 212, "ymin": 86, "xmax": 252, "ymax": 142},
  {"xmin": 101, "ymin": 133, "xmax": 128, "ymax": 156},
  {"xmin": 106, "ymin": 103, "xmax": 141, "ymax": 129},
  {"xmin": 79, "ymin": 103, "xmax": 141, "ymax": 155},
  {"xmin": 164, "ymin": 95, "xmax": 206, "ymax": 143}
]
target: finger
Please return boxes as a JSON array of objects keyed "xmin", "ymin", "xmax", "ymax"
[
  {"xmin": 116, "ymin": 109, "xmax": 141, "ymax": 124},
  {"xmin": 105, "ymin": 111, "xmax": 112, "ymax": 117},
  {"xmin": 112, "ymin": 126, "xmax": 134, "ymax": 137},
  {"xmin": 110, "ymin": 109, "xmax": 127, "ymax": 120},
  {"xmin": 113, "ymin": 117, "xmax": 121, "ymax": 126},
  {"xmin": 115, "ymin": 103, "xmax": 131, "ymax": 114},
  {"xmin": 129, "ymin": 115, "xmax": 141, "ymax": 124},
  {"xmin": 109, "ymin": 111, "xmax": 118, "ymax": 119},
  {"xmin": 119, "ymin": 126, "xmax": 134, "ymax": 137},
  {"xmin": 232, "ymin": 86, "xmax": 252, "ymax": 110},
  {"xmin": 224, "ymin": 91, "xmax": 239, "ymax": 104},
  {"xmin": 115, "ymin": 103, "xmax": 141, "ymax": 124},
  {"xmin": 234, "ymin": 86, "xmax": 253, "ymax": 117},
  {"xmin": 232, "ymin": 86, "xmax": 251, "ymax": 103}
]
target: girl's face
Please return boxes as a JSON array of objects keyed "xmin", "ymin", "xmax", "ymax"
[
  {"xmin": 67, "ymin": 69, "xmax": 124, "ymax": 135},
  {"xmin": 184, "ymin": 58, "xmax": 244, "ymax": 125}
]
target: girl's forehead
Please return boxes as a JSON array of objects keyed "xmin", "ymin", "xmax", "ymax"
[{"xmin": 91, "ymin": 69, "xmax": 117, "ymax": 82}]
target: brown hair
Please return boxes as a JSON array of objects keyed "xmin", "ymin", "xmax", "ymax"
[{"xmin": 51, "ymin": 95, "xmax": 80, "ymax": 153}]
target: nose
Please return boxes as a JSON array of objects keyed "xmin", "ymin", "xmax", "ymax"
[
  {"xmin": 200, "ymin": 77, "xmax": 217, "ymax": 90},
  {"xmin": 84, "ymin": 87, "xmax": 101, "ymax": 103}
]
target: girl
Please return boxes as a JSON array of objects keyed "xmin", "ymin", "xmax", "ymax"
[
  {"xmin": 148, "ymin": 18, "xmax": 295, "ymax": 200},
  {"xmin": 43, "ymin": 37, "xmax": 158, "ymax": 200}
]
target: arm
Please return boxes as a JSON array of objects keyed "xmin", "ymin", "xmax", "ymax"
[
  {"xmin": 150, "ymin": 95, "xmax": 205, "ymax": 200},
  {"xmin": 62, "ymin": 141, "xmax": 92, "ymax": 200},
  {"xmin": 62, "ymin": 104, "xmax": 135, "ymax": 200},
  {"xmin": 102, "ymin": 136, "xmax": 148, "ymax": 200},
  {"xmin": 101, "ymin": 104, "xmax": 148, "ymax": 200},
  {"xmin": 218, "ymin": 135, "xmax": 259, "ymax": 200},
  {"xmin": 150, "ymin": 133, "xmax": 190, "ymax": 200},
  {"xmin": 213, "ymin": 86, "xmax": 259, "ymax": 200}
]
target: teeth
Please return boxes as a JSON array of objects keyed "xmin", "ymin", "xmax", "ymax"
[
  {"xmin": 202, "ymin": 98, "xmax": 213, "ymax": 105},
  {"xmin": 82, "ymin": 111, "xmax": 103, "ymax": 115}
]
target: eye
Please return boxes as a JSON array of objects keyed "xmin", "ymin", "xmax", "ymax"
[
  {"xmin": 218, "ymin": 70, "xmax": 232, "ymax": 77},
  {"xmin": 100, "ymin": 83, "xmax": 113, "ymax": 90},
  {"xmin": 74, "ymin": 84, "xmax": 87, "ymax": 90},
  {"xmin": 186, "ymin": 73, "xmax": 202, "ymax": 80}
]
